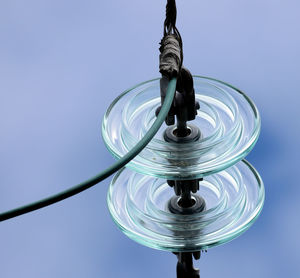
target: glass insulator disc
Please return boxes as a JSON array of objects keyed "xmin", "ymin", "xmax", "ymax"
[
  {"xmin": 107, "ymin": 160, "xmax": 264, "ymax": 252},
  {"xmin": 102, "ymin": 76, "xmax": 260, "ymax": 180}
]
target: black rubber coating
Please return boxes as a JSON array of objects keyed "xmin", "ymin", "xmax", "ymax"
[
  {"xmin": 163, "ymin": 124, "xmax": 201, "ymax": 143},
  {"xmin": 168, "ymin": 194, "xmax": 206, "ymax": 215}
]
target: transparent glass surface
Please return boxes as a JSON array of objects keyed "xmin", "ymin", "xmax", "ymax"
[
  {"xmin": 107, "ymin": 160, "xmax": 265, "ymax": 252},
  {"xmin": 102, "ymin": 77, "xmax": 260, "ymax": 180},
  {"xmin": 107, "ymin": 160, "xmax": 264, "ymax": 252}
]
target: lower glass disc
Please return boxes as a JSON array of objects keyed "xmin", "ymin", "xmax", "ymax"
[{"xmin": 107, "ymin": 160, "xmax": 264, "ymax": 252}]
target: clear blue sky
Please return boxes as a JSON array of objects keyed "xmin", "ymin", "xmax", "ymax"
[{"xmin": 0, "ymin": 1, "xmax": 299, "ymax": 277}]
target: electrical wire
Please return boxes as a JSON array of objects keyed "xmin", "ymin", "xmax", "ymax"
[{"xmin": 0, "ymin": 77, "xmax": 177, "ymax": 222}]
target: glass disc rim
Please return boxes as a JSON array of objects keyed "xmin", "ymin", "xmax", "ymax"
[
  {"xmin": 102, "ymin": 76, "xmax": 261, "ymax": 179},
  {"xmin": 107, "ymin": 160, "xmax": 265, "ymax": 252}
]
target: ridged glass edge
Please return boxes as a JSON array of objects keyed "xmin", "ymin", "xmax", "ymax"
[{"xmin": 106, "ymin": 159, "xmax": 265, "ymax": 252}]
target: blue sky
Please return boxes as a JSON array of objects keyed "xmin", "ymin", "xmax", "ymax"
[{"xmin": 0, "ymin": 1, "xmax": 299, "ymax": 277}]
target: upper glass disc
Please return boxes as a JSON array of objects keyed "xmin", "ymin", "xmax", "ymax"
[{"xmin": 102, "ymin": 76, "xmax": 260, "ymax": 179}]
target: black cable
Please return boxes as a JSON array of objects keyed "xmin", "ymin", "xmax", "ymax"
[{"xmin": 164, "ymin": 0, "xmax": 177, "ymax": 35}]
